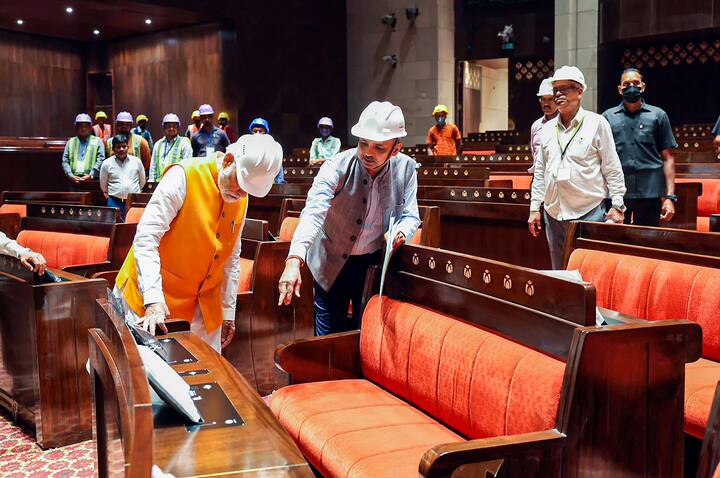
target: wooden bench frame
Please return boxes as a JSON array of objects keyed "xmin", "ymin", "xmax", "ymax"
[
  {"xmin": 275, "ymin": 244, "xmax": 700, "ymax": 477},
  {"xmin": 0, "ymin": 255, "xmax": 106, "ymax": 448},
  {"xmin": 0, "ymin": 191, "xmax": 94, "ymax": 238},
  {"xmin": 90, "ymin": 299, "xmax": 313, "ymax": 477}
]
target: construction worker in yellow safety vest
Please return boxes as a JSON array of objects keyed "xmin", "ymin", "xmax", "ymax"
[
  {"xmin": 107, "ymin": 111, "xmax": 152, "ymax": 170},
  {"xmin": 62, "ymin": 113, "xmax": 106, "ymax": 184},
  {"xmin": 149, "ymin": 113, "xmax": 193, "ymax": 182},
  {"xmin": 185, "ymin": 110, "xmax": 201, "ymax": 139},
  {"xmin": 93, "ymin": 111, "xmax": 112, "ymax": 141}
]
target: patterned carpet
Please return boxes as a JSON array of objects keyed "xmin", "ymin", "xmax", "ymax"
[{"xmin": 0, "ymin": 412, "xmax": 94, "ymax": 477}]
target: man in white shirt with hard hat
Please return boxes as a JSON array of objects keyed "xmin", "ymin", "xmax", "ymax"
[
  {"xmin": 278, "ymin": 101, "xmax": 420, "ymax": 335},
  {"xmin": 149, "ymin": 113, "xmax": 193, "ymax": 182},
  {"xmin": 114, "ymin": 134, "xmax": 283, "ymax": 351},
  {"xmin": 528, "ymin": 66, "xmax": 627, "ymax": 269},
  {"xmin": 62, "ymin": 113, "xmax": 106, "ymax": 184},
  {"xmin": 529, "ymin": 77, "xmax": 558, "ymax": 173}
]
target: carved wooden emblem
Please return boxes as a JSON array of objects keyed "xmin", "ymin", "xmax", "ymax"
[
  {"xmin": 428, "ymin": 257, "xmax": 436, "ymax": 270},
  {"xmin": 412, "ymin": 253, "xmax": 419, "ymax": 265},
  {"xmin": 445, "ymin": 261, "xmax": 454, "ymax": 274},
  {"xmin": 483, "ymin": 269, "xmax": 491, "ymax": 284},
  {"xmin": 503, "ymin": 275, "xmax": 512, "ymax": 290},
  {"xmin": 464, "ymin": 265, "xmax": 472, "ymax": 279},
  {"xmin": 525, "ymin": 280, "xmax": 535, "ymax": 296}
]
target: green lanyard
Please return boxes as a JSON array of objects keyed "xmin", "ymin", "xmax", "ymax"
[{"xmin": 556, "ymin": 116, "xmax": 585, "ymax": 161}]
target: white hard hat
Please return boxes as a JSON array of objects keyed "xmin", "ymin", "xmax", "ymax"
[
  {"xmin": 318, "ymin": 117, "xmax": 334, "ymax": 128},
  {"xmin": 116, "ymin": 111, "xmax": 133, "ymax": 123},
  {"xmin": 351, "ymin": 101, "xmax": 407, "ymax": 142},
  {"xmin": 75, "ymin": 113, "xmax": 92, "ymax": 124},
  {"xmin": 198, "ymin": 104, "xmax": 214, "ymax": 115},
  {"xmin": 537, "ymin": 77, "xmax": 554, "ymax": 97},
  {"xmin": 552, "ymin": 66, "xmax": 586, "ymax": 91},
  {"xmin": 162, "ymin": 113, "xmax": 181, "ymax": 125},
  {"xmin": 228, "ymin": 134, "xmax": 283, "ymax": 198}
]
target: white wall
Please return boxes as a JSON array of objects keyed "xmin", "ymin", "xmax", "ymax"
[
  {"xmin": 347, "ymin": 0, "xmax": 455, "ymax": 147},
  {"xmin": 478, "ymin": 59, "xmax": 509, "ymax": 132}
]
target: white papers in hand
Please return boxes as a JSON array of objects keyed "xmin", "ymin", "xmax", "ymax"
[
  {"xmin": 539, "ymin": 269, "xmax": 605, "ymax": 326},
  {"xmin": 379, "ymin": 215, "xmax": 401, "ymax": 306}
]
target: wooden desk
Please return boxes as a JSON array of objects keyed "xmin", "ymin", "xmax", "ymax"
[
  {"xmin": 0, "ymin": 256, "xmax": 106, "ymax": 448},
  {"xmin": 91, "ymin": 300, "xmax": 314, "ymax": 477}
]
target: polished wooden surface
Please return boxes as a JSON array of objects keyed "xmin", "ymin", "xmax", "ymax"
[
  {"xmin": 0, "ymin": 256, "xmax": 106, "ymax": 448},
  {"xmin": 0, "ymin": 30, "xmax": 84, "ymax": 137},
  {"xmin": 276, "ymin": 244, "xmax": 700, "ymax": 477},
  {"xmin": 0, "ymin": 191, "xmax": 92, "ymax": 206},
  {"xmin": 92, "ymin": 299, "xmax": 314, "ymax": 477},
  {"xmin": 0, "ymin": 149, "xmax": 68, "ymax": 192}
]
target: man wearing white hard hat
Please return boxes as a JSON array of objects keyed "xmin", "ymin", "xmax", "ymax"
[
  {"xmin": 528, "ymin": 66, "xmax": 626, "ymax": 269},
  {"xmin": 106, "ymin": 111, "xmax": 152, "ymax": 170},
  {"xmin": 149, "ymin": 113, "xmax": 193, "ymax": 182},
  {"xmin": 191, "ymin": 104, "xmax": 230, "ymax": 157},
  {"xmin": 529, "ymin": 78, "xmax": 558, "ymax": 173},
  {"xmin": 309, "ymin": 117, "xmax": 341, "ymax": 166},
  {"xmin": 114, "ymin": 133, "xmax": 283, "ymax": 351},
  {"xmin": 278, "ymin": 101, "xmax": 420, "ymax": 335},
  {"xmin": 62, "ymin": 113, "xmax": 106, "ymax": 184}
]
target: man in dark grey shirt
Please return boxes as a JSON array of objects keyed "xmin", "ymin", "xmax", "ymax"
[
  {"xmin": 602, "ymin": 69, "xmax": 678, "ymax": 226},
  {"xmin": 191, "ymin": 104, "xmax": 230, "ymax": 157}
]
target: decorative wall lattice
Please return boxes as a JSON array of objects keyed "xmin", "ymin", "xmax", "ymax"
[
  {"xmin": 621, "ymin": 40, "xmax": 720, "ymax": 69},
  {"xmin": 513, "ymin": 59, "xmax": 554, "ymax": 81}
]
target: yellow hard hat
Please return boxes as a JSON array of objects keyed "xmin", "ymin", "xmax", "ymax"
[
  {"xmin": 95, "ymin": 111, "xmax": 107, "ymax": 120},
  {"xmin": 432, "ymin": 104, "xmax": 449, "ymax": 116},
  {"xmin": 136, "ymin": 114, "xmax": 149, "ymax": 123},
  {"xmin": 218, "ymin": 111, "xmax": 230, "ymax": 120},
  {"xmin": 191, "ymin": 110, "xmax": 200, "ymax": 120}
]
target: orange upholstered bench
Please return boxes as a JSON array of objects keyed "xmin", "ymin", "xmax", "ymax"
[
  {"xmin": 17, "ymin": 230, "xmax": 109, "ymax": 269},
  {"xmin": 271, "ymin": 245, "xmax": 699, "ymax": 477},
  {"xmin": 124, "ymin": 207, "xmax": 145, "ymax": 224},
  {"xmin": 677, "ymin": 178, "xmax": 720, "ymax": 231},
  {"xmin": 0, "ymin": 203, "xmax": 27, "ymax": 217}
]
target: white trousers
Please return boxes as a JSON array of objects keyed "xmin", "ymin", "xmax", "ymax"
[{"xmin": 112, "ymin": 285, "xmax": 222, "ymax": 352}]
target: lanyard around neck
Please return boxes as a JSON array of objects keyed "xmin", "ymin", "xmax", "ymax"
[{"xmin": 556, "ymin": 115, "xmax": 585, "ymax": 161}]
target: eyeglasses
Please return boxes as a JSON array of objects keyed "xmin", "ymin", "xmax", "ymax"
[{"xmin": 553, "ymin": 85, "xmax": 580, "ymax": 95}]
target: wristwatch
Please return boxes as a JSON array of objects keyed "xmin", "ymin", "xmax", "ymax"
[
  {"xmin": 662, "ymin": 194, "xmax": 678, "ymax": 202},
  {"xmin": 611, "ymin": 202, "xmax": 626, "ymax": 213}
]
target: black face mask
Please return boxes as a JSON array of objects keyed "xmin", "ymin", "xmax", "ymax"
[
  {"xmin": 622, "ymin": 85, "xmax": 643, "ymax": 103},
  {"xmin": 435, "ymin": 116, "xmax": 446, "ymax": 126}
]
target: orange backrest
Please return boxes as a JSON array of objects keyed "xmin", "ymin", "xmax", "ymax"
[
  {"xmin": 279, "ymin": 217, "xmax": 300, "ymax": 241},
  {"xmin": 489, "ymin": 174, "xmax": 532, "ymax": 189},
  {"xmin": 568, "ymin": 248, "xmax": 720, "ymax": 361},
  {"xmin": 237, "ymin": 257, "xmax": 254, "ymax": 292},
  {"xmin": 124, "ymin": 207, "xmax": 145, "ymax": 224},
  {"xmin": 16, "ymin": 230, "xmax": 110, "ymax": 269},
  {"xmin": 0, "ymin": 204, "xmax": 27, "ymax": 217},
  {"xmin": 677, "ymin": 178, "xmax": 720, "ymax": 217},
  {"xmin": 360, "ymin": 296, "xmax": 564, "ymax": 439}
]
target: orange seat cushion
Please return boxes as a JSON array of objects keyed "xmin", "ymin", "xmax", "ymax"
[
  {"xmin": 568, "ymin": 249, "xmax": 720, "ymax": 362},
  {"xmin": 489, "ymin": 174, "xmax": 532, "ymax": 189},
  {"xmin": 237, "ymin": 257, "xmax": 254, "ymax": 292},
  {"xmin": 124, "ymin": 207, "xmax": 145, "ymax": 224},
  {"xmin": 271, "ymin": 379, "xmax": 462, "ymax": 478},
  {"xmin": 685, "ymin": 359, "xmax": 720, "ymax": 439},
  {"xmin": 279, "ymin": 217, "xmax": 299, "ymax": 241},
  {"xmin": 16, "ymin": 230, "xmax": 109, "ymax": 269},
  {"xmin": 0, "ymin": 204, "xmax": 27, "ymax": 217},
  {"xmin": 698, "ymin": 216, "xmax": 710, "ymax": 231},
  {"xmin": 271, "ymin": 297, "xmax": 564, "ymax": 478}
]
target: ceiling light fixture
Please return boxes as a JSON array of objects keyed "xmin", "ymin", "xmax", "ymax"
[
  {"xmin": 16, "ymin": 19, "xmax": 24, "ymax": 25},
  {"xmin": 145, "ymin": 18, "xmax": 152, "ymax": 25},
  {"xmin": 93, "ymin": 29, "xmax": 100, "ymax": 35},
  {"xmin": 66, "ymin": 6, "xmax": 73, "ymax": 13}
]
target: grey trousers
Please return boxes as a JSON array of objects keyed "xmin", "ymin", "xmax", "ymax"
[{"xmin": 544, "ymin": 202, "xmax": 606, "ymax": 269}]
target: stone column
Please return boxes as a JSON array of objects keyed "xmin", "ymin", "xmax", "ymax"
[
  {"xmin": 555, "ymin": 0, "xmax": 599, "ymax": 112},
  {"xmin": 347, "ymin": 0, "xmax": 455, "ymax": 146}
]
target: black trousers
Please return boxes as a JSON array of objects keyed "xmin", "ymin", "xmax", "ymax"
[
  {"xmin": 624, "ymin": 198, "xmax": 662, "ymax": 227},
  {"xmin": 312, "ymin": 251, "xmax": 381, "ymax": 336}
]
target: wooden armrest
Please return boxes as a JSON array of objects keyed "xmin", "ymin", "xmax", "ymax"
[
  {"xmin": 420, "ymin": 430, "xmax": 566, "ymax": 478},
  {"xmin": 161, "ymin": 319, "xmax": 191, "ymax": 333},
  {"xmin": 62, "ymin": 261, "xmax": 112, "ymax": 277},
  {"xmin": 597, "ymin": 307, "xmax": 646, "ymax": 325},
  {"xmin": 274, "ymin": 330, "xmax": 362, "ymax": 384}
]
